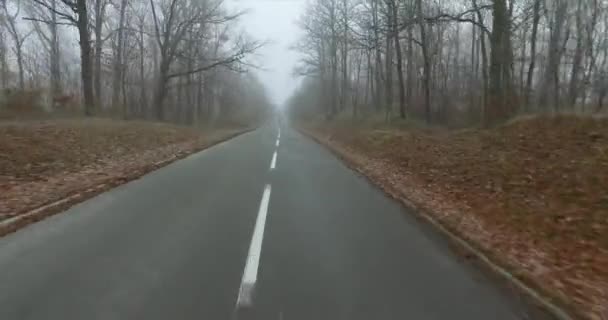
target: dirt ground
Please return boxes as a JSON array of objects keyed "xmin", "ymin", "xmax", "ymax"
[
  {"xmin": 305, "ymin": 115, "xmax": 608, "ymax": 320},
  {"xmin": 0, "ymin": 119, "xmax": 247, "ymax": 232}
]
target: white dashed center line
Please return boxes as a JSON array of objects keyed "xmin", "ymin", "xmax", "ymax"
[
  {"xmin": 236, "ymin": 184, "xmax": 272, "ymax": 307},
  {"xmin": 235, "ymin": 130, "xmax": 281, "ymax": 309},
  {"xmin": 270, "ymin": 151, "xmax": 277, "ymax": 170}
]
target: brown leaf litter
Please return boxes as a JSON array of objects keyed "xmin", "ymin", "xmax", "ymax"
[
  {"xmin": 304, "ymin": 115, "xmax": 608, "ymax": 320},
  {"xmin": 0, "ymin": 119, "xmax": 247, "ymax": 235}
]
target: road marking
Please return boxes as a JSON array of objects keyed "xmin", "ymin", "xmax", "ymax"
[
  {"xmin": 236, "ymin": 184, "xmax": 272, "ymax": 307},
  {"xmin": 276, "ymin": 138, "xmax": 280, "ymax": 147},
  {"xmin": 270, "ymin": 151, "xmax": 277, "ymax": 170}
]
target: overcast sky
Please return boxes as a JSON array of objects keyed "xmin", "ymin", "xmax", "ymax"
[{"xmin": 227, "ymin": 0, "xmax": 306, "ymax": 108}]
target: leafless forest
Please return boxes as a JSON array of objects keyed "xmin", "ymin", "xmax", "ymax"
[
  {"xmin": 290, "ymin": 1, "xmax": 608, "ymax": 317},
  {"xmin": 1, "ymin": 1, "xmax": 607, "ymax": 318},
  {"xmin": 289, "ymin": 0, "xmax": 608, "ymax": 127},
  {"xmin": 0, "ymin": 0, "xmax": 271, "ymax": 125}
]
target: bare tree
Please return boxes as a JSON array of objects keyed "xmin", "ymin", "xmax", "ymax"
[
  {"xmin": 0, "ymin": 21, "xmax": 9, "ymax": 88},
  {"xmin": 524, "ymin": 0, "xmax": 541, "ymax": 111},
  {"xmin": 148, "ymin": 0, "xmax": 262, "ymax": 121},
  {"xmin": 339, "ymin": 0, "xmax": 350, "ymax": 112},
  {"xmin": 538, "ymin": 0, "xmax": 568, "ymax": 111},
  {"xmin": 417, "ymin": 0, "xmax": 431, "ymax": 123},
  {"xmin": 32, "ymin": 0, "xmax": 95, "ymax": 115},
  {"xmin": 92, "ymin": 0, "xmax": 108, "ymax": 109},
  {"xmin": 568, "ymin": 0, "xmax": 585, "ymax": 108},
  {"xmin": 2, "ymin": 0, "xmax": 32, "ymax": 90},
  {"xmin": 26, "ymin": 0, "xmax": 63, "ymax": 98},
  {"xmin": 291, "ymin": 0, "xmax": 608, "ymax": 126},
  {"xmin": 389, "ymin": 0, "xmax": 405, "ymax": 118},
  {"xmin": 487, "ymin": 0, "xmax": 513, "ymax": 124},
  {"xmin": 111, "ymin": 0, "xmax": 127, "ymax": 111}
]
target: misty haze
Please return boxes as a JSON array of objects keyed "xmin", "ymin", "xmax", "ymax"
[{"xmin": 0, "ymin": 0, "xmax": 606, "ymax": 319}]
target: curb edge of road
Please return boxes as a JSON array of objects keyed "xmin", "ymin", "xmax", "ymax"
[
  {"xmin": 298, "ymin": 127, "xmax": 579, "ymax": 320},
  {"xmin": 0, "ymin": 127, "xmax": 256, "ymax": 238}
]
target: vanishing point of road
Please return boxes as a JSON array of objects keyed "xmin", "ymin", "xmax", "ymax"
[{"xmin": 0, "ymin": 124, "xmax": 552, "ymax": 320}]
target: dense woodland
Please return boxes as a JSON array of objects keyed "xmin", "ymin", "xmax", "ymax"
[
  {"xmin": 288, "ymin": 0, "xmax": 608, "ymax": 127},
  {"xmin": 0, "ymin": 0, "xmax": 271, "ymax": 125}
]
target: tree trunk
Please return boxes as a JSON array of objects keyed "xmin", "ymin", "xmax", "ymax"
[
  {"xmin": 524, "ymin": 0, "xmax": 540, "ymax": 110},
  {"xmin": 0, "ymin": 33, "xmax": 7, "ymax": 89},
  {"xmin": 77, "ymin": 0, "xmax": 94, "ymax": 116},
  {"xmin": 519, "ymin": 24, "xmax": 527, "ymax": 98},
  {"xmin": 568, "ymin": 0, "xmax": 584, "ymax": 109},
  {"xmin": 329, "ymin": 2, "xmax": 338, "ymax": 118},
  {"xmin": 94, "ymin": 0, "xmax": 105, "ymax": 110},
  {"xmin": 2, "ymin": 2, "xmax": 26, "ymax": 91},
  {"xmin": 470, "ymin": 13, "xmax": 478, "ymax": 110},
  {"xmin": 340, "ymin": 0, "xmax": 349, "ymax": 113},
  {"xmin": 406, "ymin": 25, "xmax": 414, "ymax": 116},
  {"xmin": 352, "ymin": 50, "xmax": 363, "ymax": 118},
  {"xmin": 121, "ymin": 58, "xmax": 128, "ymax": 117},
  {"xmin": 538, "ymin": 0, "xmax": 567, "ymax": 111},
  {"xmin": 581, "ymin": 0, "xmax": 600, "ymax": 109},
  {"xmin": 392, "ymin": 0, "xmax": 406, "ymax": 119},
  {"xmin": 16, "ymin": 45, "xmax": 24, "ymax": 90},
  {"xmin": 112, "ymin": 0, "xmax": 128, "ymax": 111},
  {"xmin": 487, "ymin": 0, "xmax": 513, "ymax": 125},
  {"xmin": 138, "ymin": 20, "xmax": 147, "ymax": 118},
  {"xmin": 417, "ymin": 0, "xmax": 431, "ymax": 123},
  {"xmin": 154, "ymin": 61, "xmax": 169, "ymax": 121},
  {"xmin": 372, "ymin": 0, "xmax": 383, "ymax": 112},
  {"xmin": 50, "ymin": 0, "xmax": 62, "ymax": 98},
  {"xmin": 472, "ymin": 0, "xmax": 489, "ymax": 117},
  {"xmin": 365, "ymin": 49, "xmax": 372, "ymax": 110},
  {"xmin": 384, "ymin": 1, "xmax": 393, "ymax": 120},
  {"xmin": 194, "ymin": 72, "xmax": 203, "ymax": 124}
]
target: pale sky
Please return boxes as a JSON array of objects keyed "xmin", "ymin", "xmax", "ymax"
[{"xmin": 227, "ymin": 0, "xmax": 306, "ymax": 107}]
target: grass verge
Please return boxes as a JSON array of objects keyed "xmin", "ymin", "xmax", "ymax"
[
  {"xmin": 0, "ymin": 118, "xmax": 251, "ymax": 236},
  {"xmin": 301, "ymin": 115, "xmax": 607, "ymax": 320}
]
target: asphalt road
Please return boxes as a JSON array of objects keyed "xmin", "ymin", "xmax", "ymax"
[{"xmin": 0, "ymin": 124, "xmax": 548, "ymax": 320}]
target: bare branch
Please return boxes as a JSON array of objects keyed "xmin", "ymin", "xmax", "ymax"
[
  {"xmin": 422, "ymin": 5, "xmax": 492, "ymax": 34},
  {"xmin": 31, "ymin": 0, "xmax": 77, "ymax": 24},
  {"xmin": 23, "ymin": 17, "xmax": 74, "ymax": 26},
  {"xmin": 149, "ymin": 0, "xmax": 164, "ymax": 50},
  {"xmin": 167, "ymin": 41, "xmax": 265, "ymax": 79}
]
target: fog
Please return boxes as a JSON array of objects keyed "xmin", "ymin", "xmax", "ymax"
[{"xmin": 228, "ymin": 0, "xmax": 306, "ymax": 108}]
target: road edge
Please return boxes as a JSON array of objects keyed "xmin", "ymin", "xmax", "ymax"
[
  {"xmin": 0, "ymin": 127, "xmax": 255, "ymax": 237},
  {"xmin": 298, "ymin": 127, "xmax": 578, "ymax": 320}
]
